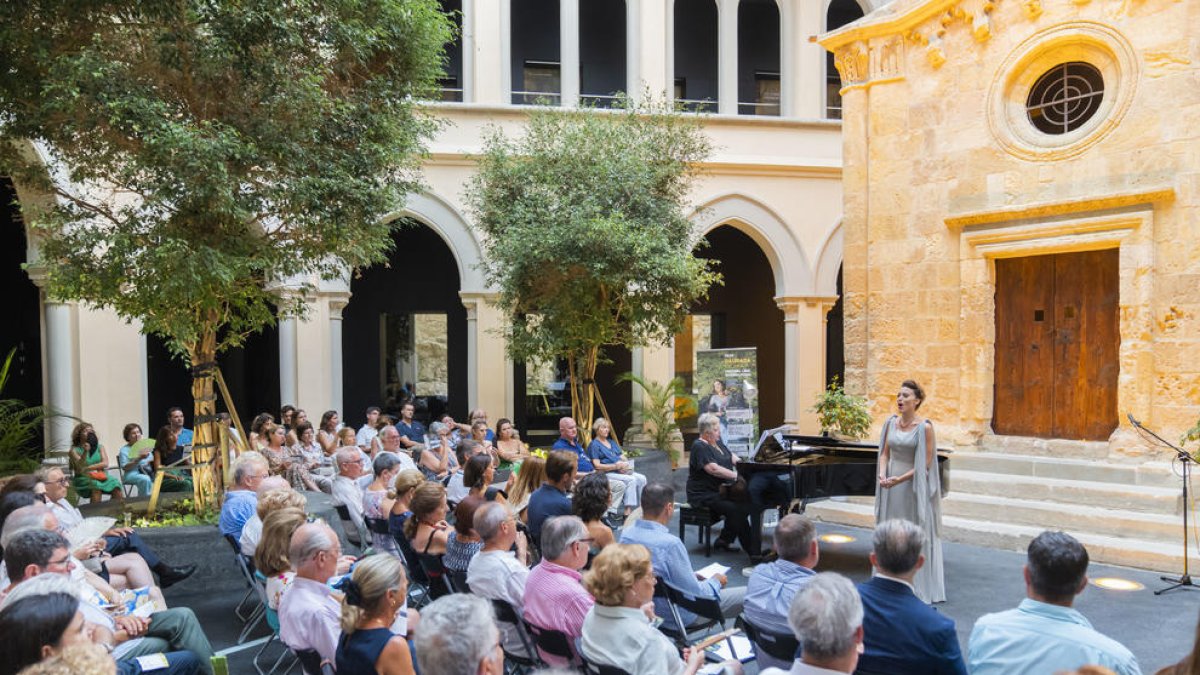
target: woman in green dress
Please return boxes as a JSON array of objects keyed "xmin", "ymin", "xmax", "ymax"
[{"xmin": 68, "ymin": 422, "xmax": 123, "ymax": 503}]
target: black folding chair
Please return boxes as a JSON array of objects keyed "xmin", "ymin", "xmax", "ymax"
[
  {"xmin": 416, "ymin": 552, "xmax": 453, "ymax": 598},
  {"xmin": 224, "ymin": 534, "xmax": 259, "ymax": 621},
  {"xmin": 524, "ymin": 620, "xmax": 579, "ymax": 666},
  {"xmin": 224, "ymin": 534, "xmax": 266, "ymax": 642},
  {"xmin": 490, "ymin": 599, "xmax": 542, "ymax": 673},
  {"xmin": 447, "ymin": 568, "xmax": 472, "ymax": 594},
  {"xmin": 293, "ymin": 648, "xmax": 334, "ymax": 675},
  {"xmin": 655, "ymin": 576, "xmax": 739, "ymax": 658},
  {"xmin": 582, "ymin": 661, "xmax": 632, "ymax": 675},
  {"xmin": 333, "ymin": 502, "xmax": 364, "ymax": 549},
  {"xmin": 740, "ymin": 614, "xmax": 800, "ymax": 664}
]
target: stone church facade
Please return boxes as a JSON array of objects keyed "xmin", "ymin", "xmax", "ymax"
[{"xmin": 818, "ymin": 0, "xmax": 1200, "ymax": 569}]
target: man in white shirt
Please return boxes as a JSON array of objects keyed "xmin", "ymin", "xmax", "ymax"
[
  {"xmin": 331, "ymin": 447, "xmax": 370, "ymax": 547},
  {"xmin": 377, "ymin": 426, "xmax": 419, "ymax": 472},
  {"xmin": 466, "ymin": 502, "xmax": 530, "ymax": 655},
  {"xmin": 278, "ymin": 522, "xmax": 344, "ymax": 664},
  {"xmin": 761, "ymin": 572, "xmax": 865, "ymax": 675},
  {"xmin": 357, "ymin": 406, "xmax": 381, "ymax": 450}
]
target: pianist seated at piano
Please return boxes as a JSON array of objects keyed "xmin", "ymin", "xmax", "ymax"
[{"xmin": 686, "ymin": 412, "xmax": 757, "ymax": 558}]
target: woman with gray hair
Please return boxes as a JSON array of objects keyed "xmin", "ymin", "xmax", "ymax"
[
  {"xmin": 334, "ymin": 554, "xmax": 415, "ymax": 674},
  {"xmin": 420, "ymin": 422, "xmax": 455, "ymax": 480},
  {"xmin": 414, "ymin": 594, "xmax": 504, "ymax": 675},
  {"xmin": 363, "ymin": 452, "xmax": 404, "ymax": 556},
  {"xmin": 686, "ymin": 412, "xmax": 755, "ymax": 558}
]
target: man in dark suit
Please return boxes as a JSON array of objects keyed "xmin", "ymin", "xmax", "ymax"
[{"xmin": 856, "ymin": 519, "xmax": 967, "ymax": 675}]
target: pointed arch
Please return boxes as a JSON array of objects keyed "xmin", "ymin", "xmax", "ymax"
[{"xmin": 690, "ymin": 193, "xmax": 812, "ymax": 297}]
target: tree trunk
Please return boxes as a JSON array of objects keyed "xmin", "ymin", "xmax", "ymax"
[
  {"xmin": 186, "ymin": 322, "xmax": 223, "ymax": 514},
  {"xmin": 567, "ymin": 347, "xmax": 600, "ymax": 447}
]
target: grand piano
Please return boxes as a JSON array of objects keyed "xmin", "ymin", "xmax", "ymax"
[{"xmin": 734, "ymin": 433, "xmax": 952, "ymax": 554}]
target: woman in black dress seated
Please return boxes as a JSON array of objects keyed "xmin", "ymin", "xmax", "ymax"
[
  {"xmin": 686, "ymin": 412, "xmax": 756, "ymax": 557},
  {"xmin": 336, "ymin": 554, "xmax": 416, "ymax": 674}
]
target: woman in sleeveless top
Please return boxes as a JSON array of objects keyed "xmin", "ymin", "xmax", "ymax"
[
  {"xmin": 443, "ymin": 495, "xmax": 485, "ymax": 572},
  {"xmin": 336, "ymin": 554, "xmax": 415, "ymax": 674},
  {"xmin": 403, "ymin": 482, "xmax": 452, "ymax": 597},
  {"xmin": 875, "ymin": 379, "xmax": 945, "ymax": 603}
]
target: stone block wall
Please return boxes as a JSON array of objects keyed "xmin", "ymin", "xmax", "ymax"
[{"xmin": 823, "ymin": 0, "xmax": 1200, "ymax": 457}]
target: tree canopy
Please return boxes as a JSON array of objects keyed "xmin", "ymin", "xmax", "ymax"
[
  {"xmin": 466, "ymin": 102, "xmax": 719, "ymax": 440},
  {"xmin": 0, "ymin": 0, "xmax": 452, "ymax": 506}
]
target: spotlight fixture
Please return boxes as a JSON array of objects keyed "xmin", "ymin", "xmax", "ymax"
[
  {"xmin": 1091, "ymin": 577, "xmax": 1144, "ymax": 592},
  {"xmin": 818, "ymin": 534, "xmax": 856, "ymax": 544}
]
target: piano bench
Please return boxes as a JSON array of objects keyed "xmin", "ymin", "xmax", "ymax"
[{"xmin": 678, "ymin": 504, "xmax": 721, "ymax": 557}]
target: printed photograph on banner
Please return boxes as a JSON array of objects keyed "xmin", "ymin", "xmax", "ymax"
[{"xmin": 695, "ymin": 348, "xmax": 759, "ymax": 457}]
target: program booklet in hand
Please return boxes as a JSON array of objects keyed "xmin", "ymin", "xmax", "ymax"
[{"xmin": 695, "ymin": 562, "xmax": 730, "ymax": 581}]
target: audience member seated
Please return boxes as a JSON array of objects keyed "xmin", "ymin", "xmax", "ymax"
[
  {"xmin": 523, "ymin": 515, "xmax": 595, "ymax": 665},
  {"xmin": 467, "ymin": 502, "xmax": 530, "ymax": 655},
  {"xmin": 291, "ymin": 422, "xmax": 334, "ymax": 492},
  {"xmin": 506, "ymin": 456, "xmax": 545, "ymax": 522},
  {"xmin": 857, "ymin": 519, "xmax": 965, "ymax": 675},
  {"xmin": 240, "ymin": 482, "xmax": 305, "ymax": 558},
  {"xmin": 357, "ymin": 406, "xmax": 382, "ymax": 451},
  {"xmin": 317, "ymin": 410, "xmax": 341, "ymax": 456},
  {"xmin": 116, "ymin": 423, "xmax": 153, "ymax": 497},
  {"xmin": 363, "ymin": 452, "xmax": 403, "ymax": 555},
  {"xmin": 619, "ymin": 482, "xmax": 745, "ymax": 631},
  {"xmin": 67, "ymin": 422, "xmax": 123, "ymax": 504},
  {"xmin": 420, "ymin": 422, "xmax": 456, "ymax": 481},
  {"xmin": 587, "ymin": 417, "xmax": 647, "ymax": 517},
  {"xmin": 237, "ymin": 476, "xmax": 290, "ymax": 555},
  {"xmin": 2, "ymin": 530, "xmax": 214, "ymax": 673},
  {"xmin": 151, "ymin": 426, "xmax": 194, "ymax": 493},
  {"xmin": 16, "ymin": 643, "xmax": 133, "ymax": 675},
  {"xmin": 446, "ymin": 440, "xmax": 487, "ymax": 504},
  {"xmin": 278, "ymin": 522, "xmax": 345, "ymax": 664},
  {"xmin": 3, "ymin": 503, "xmax": 167, "ymax": 610},
  {"xmin": 580, "ymin": 543, "xmax": 710, "ymax": 675},
  {"xmin": 377, "ymin": 426, "xmax": 419, "ymax": 472},
  {"xmin": 219, "ymin": 453, "xmax": 269, "ymax": 539},
  {"xmin": 470, "ymin": 420, "xmax": 492, "ymax": 450},
  {"xmin": 248, "ymin": 413, "xmax": 274, "ymax": 451},
  {"xmin": 387, "ymin": 470, "xmax": 426, "ymax": 559},
  {"xmin": 414, "ymin": 594, "xmax": 505, "ymax": 675},
  {"xmin": 403, "ymin": 482, "xmax": 451, "ymax": 597},
  {"xmin": 744, "ymin": 514, "xmax": 820, "ymax": 671},
  {"xmin": 573, "ymin": 473, "xmax": 615, "ymax": 552},
  {"xmin": 687, "ymin": 412, "xmax": 755, "ymax": 558},
  {"xmin": 761, "ymin": 572, "xmax": 864, "ymax": 675},
  {"xmin": 333, "ymin": 447, "xmax": 371, "ymax": 546},
  {"xmin": 38, "ymin": 466, "xmax": 195, "ymax": 589},
  {"xmin": 968, "ymin": 531, "xmax": 1140, "ymax": 675},
  {"xmin": 462, "ymin": 454, "xmax": 509, "ymax": 505},
  {"xmin": 253, "ymin": 508, "xmax": 309, "ymax": 610},
  {"xmin": 0, "ymin": 576, "xmax": 203, "ymax": 675},
  {"xmin": 493, "ymin": 418, "xmax": 531, "ymax": 467},
  {"xmin": 395, "ymin": 402, "xmax": 427, "ymax": 452},
  {"xmin": 552, "ymin": 417, "xmax": 626, "ymax": 514},
  {"xmin": 335, "ymin": 554, "xmax": 416, "ymax": 675},
  {"xmin": 338, "ymin": 427, "xmax": 359, "ymax": 450},
  {"xmin": 444, "ymin": 496, "xmax": 485, "ymax": 574},
  {"xmin": 526, "ymin": 451, "xmax": 576, "ymax": 540}
]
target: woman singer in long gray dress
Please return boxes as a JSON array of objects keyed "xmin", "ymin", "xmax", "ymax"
[{"xmin": 875, "ymin": 379, "xmax": 945, "ymax": 603}]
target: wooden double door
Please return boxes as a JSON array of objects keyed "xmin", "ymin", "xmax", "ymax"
[{"xmin": 992, "ymin": 249, "xmax": 1119, "ymax": 441}]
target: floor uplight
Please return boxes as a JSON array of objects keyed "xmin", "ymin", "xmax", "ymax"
[
  {"xmin": 818, "ymin": 534, "xmax": 856, "ymax": 544},
  {"xmin": 1091, "ymin": 577, "xmax": 1144, "ymax": 591}
]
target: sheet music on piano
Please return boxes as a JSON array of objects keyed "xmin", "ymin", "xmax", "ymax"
[{"xmin": 751, "ymin": 424, "xmax": 793, "ymax": 457}]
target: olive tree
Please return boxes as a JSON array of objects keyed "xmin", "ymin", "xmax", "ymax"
[
  {"xmin": 0, "ymin": 0, "xmax": 452, "ymax": 510},
  {"xmin": 466, "ymin": 102, "xmax": 719, "ymax": 443}
]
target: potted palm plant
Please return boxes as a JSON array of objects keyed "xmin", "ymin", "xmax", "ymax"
[{"xmin": 620, "ymin": 373, "xmax": 696, "ymax": 469}]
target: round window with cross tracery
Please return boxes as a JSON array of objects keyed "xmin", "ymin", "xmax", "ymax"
[{"xmin": 1025, "ymin": 61, "xmax": 1105, "ymax": 136}]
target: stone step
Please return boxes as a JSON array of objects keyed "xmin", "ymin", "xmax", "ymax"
[
  {"xmin": 803, "ymin": 499, "xmax": 1200, "ymax": 574},
  {"xmin": 940, "ymin": 492, "xmax": 1182, "ymax": 540},
  {"xmin": 951, "ymin": 452, "xmax": 1180, "ymax": 489},
  {"xmin": 950, "ymin": 470, "xmax": 1182, "ymax": 514},
  {"xmin": 976, "ymin": 435, "xmax": 1111, "ymax": 460}
]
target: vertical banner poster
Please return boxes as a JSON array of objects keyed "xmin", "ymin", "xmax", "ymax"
[{"xmin": 695, "ymin": 348, "xmax": 759, "ymax": 458}]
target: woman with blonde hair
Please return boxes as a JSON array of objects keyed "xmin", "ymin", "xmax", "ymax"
[
  {"xmin": 581, "ymin": 544, "xmax": 708, "ymax": 675},
  {"xmin": 335, "ymin": 555, "xmax": 415, "ymax": 674},
  {"xmin": 403, "ymin": 481, "xmax": 451, "ymax": 598},
  {"xmin": 240, "ymin": 487, "xmax": 307, "ymax": 557},
  {"xmin": 506, "ymin": 455, "xmax": 545, "ymax": 522},
  {"xmin": 254, "ymin": 507, "xmax": 308, "ymax": 610}
]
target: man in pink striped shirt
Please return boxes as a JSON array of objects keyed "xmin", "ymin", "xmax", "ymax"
[{"xmin": 523, "ymin": 515, "xmax": 595, "ymax": 666}]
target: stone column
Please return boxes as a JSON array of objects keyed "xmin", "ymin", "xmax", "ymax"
[
  {"xmin": 460, "ymin": 292, "xmax": 508, "ymax": 416},
  {"xmin": 717, "ymin": 0, "xmax": 740, "ymax": 115},
  {"xmin": 474, "ymin": 0, "xmax": 510, "ymax": 104},
  {"xmin": 625, "ymin": 0, "xmax": 641, "ymax": 101},
  {"xmin": 329, "ymin": 298, "xmax": 348, "ymax": 415},
  {"xmin": 27, "ymin": 267, "xmax": 77, "ymax": 455},
  {"xmin": 783, "ymin": 0, "xmax": 825, "ymax": 118},
  {"xmin": 776, "ymin": 296, "xmax": 838, "ymax": 430},
  {"xmin": 461, "ymin": 0, "xmax": 476, "ymax": 103},
  {"xmin": 278, "ymin": 315, "xmax": 299, "ymax": 407},
  {"xmin": 560, "ymin": 0, "xmax": 581, "ymax": 107}
]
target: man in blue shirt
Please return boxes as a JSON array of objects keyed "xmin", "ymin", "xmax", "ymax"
[
  {"xmin": 526, "ymin": 450, "xmax": 576, "ymax": 539},
  {"xmin": 167, "ymin": 406, "xmax": 193, "ymax": 448},
  {"xmin": 619, "ymin": 482, "xmax": 744, "ymax": 631},
  {"xmin": 551, "ymin": 417, "xmax": 625, "ymax": 514},
  {"xmin": 968, "ymin": 531, "xmax": 1140, "ymax": 675},
  {"xmin": 220, "ymin": 453, "xmax": 268, "ymax": 538},
  {"xmin": 857, "ymin": 519, "xmax": 966, "ymax": 675},
  {"xmin": 396, "ymin": 401, "xmax": 427, "ymax": 450},
  {"xmin": 743, "ymin": 514, "xmax": 819, "ymax": 671}
]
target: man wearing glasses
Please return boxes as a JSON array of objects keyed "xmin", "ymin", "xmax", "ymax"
[
  {"xmin": 467, "ymin": 503, "xmax": 531, "ymax": 656},
  {"xmin": 331, "ymin": 446, "xmax": 370, "ymax": 546},
  {"xmin": 219, "ymin": 453, "xmax": 270, "ymax": 539},
  {"xmin": 522, "ymin": 515, "xmax": 594, "ymax": 666}
]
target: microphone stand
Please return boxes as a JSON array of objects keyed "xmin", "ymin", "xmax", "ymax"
[{"xmin": 1129, "ymin": 414, "xmax": 1196, "ymax": 595}]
